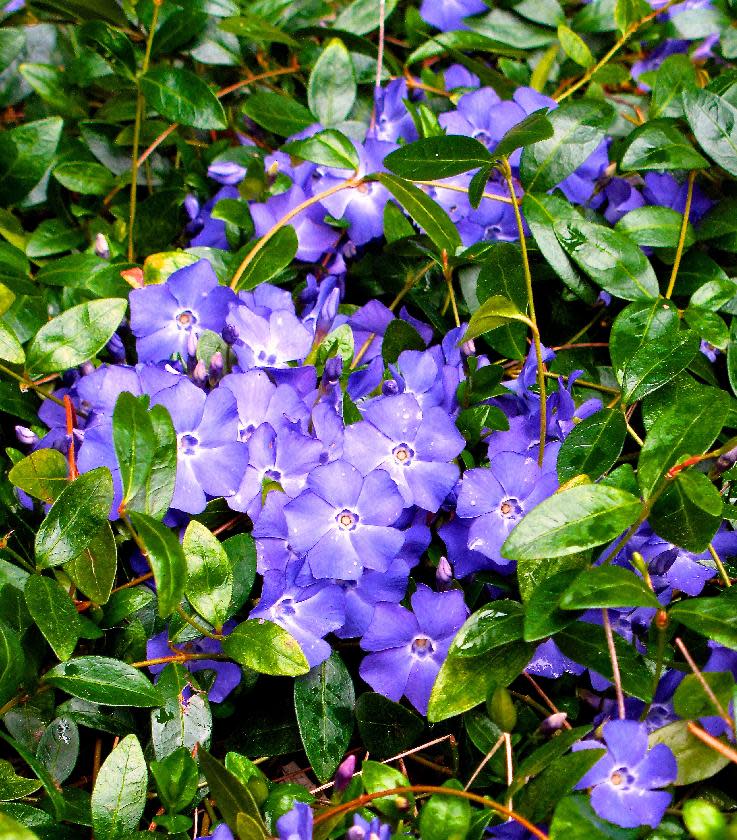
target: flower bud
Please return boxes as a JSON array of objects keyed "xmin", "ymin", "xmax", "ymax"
[
  {"xmin": 106, "ymin": 332, "xmax": 125, "ymax": 362},
  {"xmin": 347, "ymin": 827, "xmax": 365, "ymax": 840},
  {"xmin": 184, "ymin": 193, "xmax": 200, "ymax": 221},
  {"xmin": 460, "ymin": 338, "xmax": 475, "ymax": 357},
  {"xmin": 382, "ymin": 379, "xmax": 399, "ymax": 396},
  {"xmin": 716, "ymin": 446, "xmax": 737, "ymax": 474},
  {"xmin": 210, "ymin": 351, "xmax": 224, "ymax": 377},
  {"xmin": 486, "ymin": 686, "xmax": 517, "ymax": 732},
  {"xmin": 539, "ymin": 712, "xmax": 568, "ymax": 735},
  {"xmin": 94, "ymin": 232, "xmax": 110, "ymax": 260},
  {"xmin": 80, "ymin": 361, "xmax": 95, "ymax": 377},
  {"xmin": 186, "ymin": 330, "xmax": 198, "ymax": 359},
  {"xmin": 222, "ymin": 323, "xmax": 239, "ymax": 345},
  {"xmin": 436, "ymin": 556, "xmax": 453, "ymax": 591},
  {"xmin": 324, "ymin": 356, "xmax": 342, "ymax": 385},
  {"xmin": 333, "ymin": 754, "xmax": 356, "ymax": 793},
  {"xmin": 15, "ymin": 425, "xmax": 38, "ymax": 446},
  {"xmin": 192, "ymin": 360, "xmax": 208, "ymax": 386}
]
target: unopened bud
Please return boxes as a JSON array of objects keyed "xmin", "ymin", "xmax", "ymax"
[
  {"xmin": 460, "ymin": 338, "xmax": 475, "ymax": 357},
  {"xmin": 192, "ymin": 360, "xmax": 207, "ymax": 386},
  {"xmin": 347, "ymin": 827, "xmax": 365, "ymax": 840},
  {"xmin": 394, "ymin": 795, "xmax": 410, "ymax": 812},
  {"xmin": 222, "ymin": 323, "xmax": 239, "ymax": 345},
  {"xmin": 80, "ymin": 361, "xmax": 95, "ymax": 377},
  {"xmin": 94, "ymin": 232, "xmax": 110, "ymax": 260},
  {"xmin": 324, "ymin": 356, "xmax": 342, "ymax": 385},
  {"xmin": 184, "ymin": 194, "xmax": 200, "ymax": 221},
  {"xmin": 333, "ymin": 754, "xmax": 356, "ymax": 792},
  {"xmin": 436, "ymin": 556, "xmax": 453, "ymax": 591},
  {"xmin": 106, "ymin": 332, "xmax": 125, "ymax": 362},
  {"xmin": 716, "ymin": 447, "xmax": 737, "ymax": 474},
  {"xmin": 382, "ymin": 379, "xmax": 399, "ymax": 396},
  {"xmin": 486, "ymin": 686, "xmax": 517, "ymax": 732},
  {"xmin": 186, "ymin": 330, "xmax": 198, "ymax": 358},
  {"xmin": 539, "ymin": 712, "xmax": 568, "ymax": 735},
  {"xmin": 210, "ymin": 351, "xmax": 224, "ymax": 376},
  {"xmin": 15, "ymin": 425, "xmax": 38, "ymax": 446}
]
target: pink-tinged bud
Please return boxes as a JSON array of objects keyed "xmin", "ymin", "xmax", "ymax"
[
  {"xmin": 334, "ymin": 754, "xmax": 356, "ymax": 792},
  {"xmin": 15, "ymin": 425, "xmax": 38, "ymax": 446},
  {"xmin": 346, "ymin": 827, "xmax": 365, "ymax": 840},
  {"xmin": 460, "ymin": 338, "xmax": 476, "ymax": 357},
  {"xmin": 210, "ymin": 351, "xmax": 224, "ymax": 376},
  {"xmin": 94, "ymin": 233, "xmax": 110, "ymax": 260},
  {"xmin": 436, "ymin": 556, "xmax": 453, "ymax": 591},
  {"xmin": 539, "ymin": 712, "xmax": 568, "ymax": 735},
  {"xmin": 80, "ymin": 361, "xmax": 95, "ymax": 377},
  {"xmin": 186, "ymin": 329, "xmax": 198, "ymax": 359},
  {"xmin": 192, "ymin": 360, "xmax": 208, "ymax": 386}
]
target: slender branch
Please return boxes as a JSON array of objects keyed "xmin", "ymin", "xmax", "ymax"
[
  {"xmin": 555, "ymin": 0, "xmax": 681, "ymax": 102},
  {"xmin": 442, "ymin": 249, "xmax": 460, "ymax": 328},
  {"xmin": 176, "ymin": 605, "xmax": 224, "ymax": 642},
  {"xmin": 542, "ymin": 370, "xmax": 620, "ymax": 395},
  {"xmin": 410, "ymin": 179, "xmax": 513, "ymax": 204},
  {"xmin": 465, "ymin": 735, "xmax": 505, "ymax": 791},
  {"xmin": 675, "ymin": 637, "xmax": 735, "ymax": 733},
  {"xmin": 665, "ymin": 171, "xmax": 696, "ymax": 300},
  {"xmin": 131, "ymin": 652, "xmax": 225, "ymax": 669},
  {"xmin": 687, "ymin": 722, "xmax": 737, "ymax": 765},
  {"xmin": 0, "ymin": 362, "xmax": 67, "ymax": 408},
  {"xmin": 708, "ymin": 543, "xmax": 732, "ymax": 588},
  {"xmin": 602, "ymin": 609, "xmax": 626, "ymax": 719}
]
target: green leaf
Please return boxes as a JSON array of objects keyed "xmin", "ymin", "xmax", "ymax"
[
  {"xmin": 427, "ymin": 641, "xmax": 534, "ymax": 722},
  {"xmin": 0, "ymin": 117, "xmax": 63, "ymax": 206},
  {"xmin": 78, "ymin": 20, "xmax": 136, "ymax": 78},
  {"xmin": 0, "ymin": 621, "xmax": 23, "ymax": 708},
  {"xmin": 44, "ymin": 657, "xmax": 163, "ymax": 707},
  {"xmin": 493, "ymin": 108, "xmax": 554, "ymax": 160},
  {"xmin": 637, "ymin": 387, "xmax": 728, "ymax": 497},
  {"xmin": 620, "ymin": 329, "xmax": 700, "ymax": 403},
  {"xmin": 551, "ymin": 794, "xmax": 639, "ymax": 840},
  {"xmin": 649, "ymin": 720, "xmax": 729, "ymax": 785},
  {"xmin": 0, "ymin": 759, "xmax": 41, "ymax": 801},
  {"xmin": 0, "ymin": 321, "xmax": 23, "ymax": 364},
  {"xmin": 554, "ymin": 218, "xmax": 658, "ymax": 301},
  {"xmin": 556, "ymin": 623, "xmax": 653, "ymax": 701},
  {"xmin": 150, "ymin": 747, "xmax": 198, "ymax": 814},
  {"xmin": 355, "ymin": 693, "xmax": 424, "ymax": 759},
  {"xmin": 0, "ymin": 28, "xmax": 24, "ymax": 74},
  {"xmin": 619, "ymin": 119, "xmax": 708, "ymax": 172},
  {"xmin": 223, "ymin": 619, "xmax": 310, "ymax": 676},
  {"xmin": 52, "ymin": 162, "xmax": 116, "ymax": 196},
  {"xmin": 384, "ymin": 136, "xmax": 493, "ymax": 180},
  {"xmin": 307, "ymin": 38, "xmax": 356, "ymax": 126},
  {"xmin": 8, "ymin": 449, "xmax": 68, "ymax": 504},
  {"xmin": 463, "ymin": 295, "xmax": 526, "ymax": 343},
  {"xmin": 294, "ymin": 652, "xmax": 354, "ymax": 783},
  {"xmin": 419, "ymin": 780, "xmax": 471, "ymax": 840},
  {"xmin": 242, "ymin": 91, "xmax": 315, "ymax": 137},
  {"xmin": 91, "ymin": 735, "xmax": 147, "ymax": 840},
  {"xmin": 520, "ymin": 100, "xmax": 614, "ymax": 193},
  {"xmin": 0, "ymin": 731, "xmax": 66, "ymax": 820},
  {"xmin": 650, "ymin": 470, "xmax": 722, "ymax": 552},
  {"xmin": 609, "ymin": 298, "xmax": 680, "ymax": 375},
  {"xmin": 25, "ymin": 219, "xmax": 84, "ymax": 258},
  {"xmin": 651, "ymin": 54, "xmax": 698, "ymax": 119},
  {"xmin": 502, "ymin": 484, "xmax": 641, "ymax": 561},
  {"xmin": 673, "ymin": 672, "xmax": 735, "ymax": 719},
  {"xmin": 559, "ymin": 566, "xmax": 660, "ymax": 610},
  {"xmin": 282, "ymin": 129, "xmax": 359, "ymax": 170},
  {"xmin": 684, "ymin": 306, "xmax": 729, "ymax": 349},
  {"xmin": 36, "ymin": 716, "xmax": 79, "ymax": 785},
  {"xmin": 512, "ymin": 726, "xmax": 593, "ymax": 796},
  {"xmin": 362, "ymin": 761, "xmax": 414, "ymax": 818},
  {"xmin": 334, "ymin": 0, "xmax": 398, "ymax": 33},
  {"xmin": 473, "ymin": 242, "xmax": 528, "ymax": 359},
  {"xmin": 557, "ymin": 409, "xmax": 627, "ymax": 483},
  {"xmin": 151, "ymin": 664, "xmax": 212, "ymax": 760},
  {"xmin": 25, "ymin": 298, "xmax": 127, "ymax": 375},
  {"xmin": 381, "ymin": 319, "xmax": 425, "ymax": 365},
  {"xmin": 198, "ymin": 749, "xmax": 266, "ymax": 836},
  {"xmin": 378, "ymin": 174, "xmax": 462, "ymax": 254},
  {"xmin": 140, "ymin": 67, "xmax": 226, "ymax": 130},
  {"xmin": 615, "ymin": 205, "xmax": 695, "ymax": 249},
  {"xmin": 218, "ymin": 14, "xmax": 298, "ymax": 46},
  {"xmin": 232, "ymin": 226, "xmax": 298, "ymax": 292},
  {"xmin": 113, "ymin": 393, "xmax": 156, "ymax": 510},
  {"xmin": 614, "ymin": 0, "xmax": 641, "ymax": 34},
  {"xmin": 449, "ymin": 600, "xmax": 524, "ymax": 657},
  {"xmin": 128, "ymin": 512, "xmax": 186, "ymax": 618},
  {"xmin": 517, "ymin": 750, "xmax": 604, "ymax": 824},
  {"xmin": 35, "ymin": 468, "xmax": 113, "ymax": 569},
  {"xmin": 183, "ymin": 520, "xmax": 232, "ymax": 630},
  {"xmin": 682, "ymin": 87, "xmax": 737, "ymax": 177},
  {"xmin": 670, "ymin": 590, "xmax": 737, "ymax": 650},
  {"xmin": 64, "ymin": 523, "xmax": 117, "ymax": 605},
  {"xmin": 557, "ymin": 25, "xmax": 594, "ymax": 68},
  {"xmin": 24, "ymin": 575, "xmax": 81, "ymax": 661},
  {"xmin": 523, "ymin": 569, "xmax": 582, "ymax": 640},
  {"xmin": 128, "ymin": 403, "xmax": 177, "ymax": 519}
]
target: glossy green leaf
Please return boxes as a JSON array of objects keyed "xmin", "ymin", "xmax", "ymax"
[
  {"xmin": 355, "ymin": 692, "xmax": 424, "ymax": 759},
  {"xmin": 619, "ymin": 119, "xmax": 708, "ymax": 172},
  {"xmin": 649, "ymin": 470, "xmax": 722, "ymax": 552},
  {"xmin": 493, "ymin": 108, "xmax": 554, "ymax": 160},
  {"xmin": 140, "ymin": 67, "xmax": 226, "ymax": 130},
  {"xmin": 127, "ymin": 403, "xmax": 177, "ymax": 520},
  {"xmin": 151, "ymin": 664, "xmax": 212, "ymax": 760},
  {"xmin": 620, "ymin": 329, "xmax": 700, "ymax": 403},
  {"xmin": 0, "ymin": 620, "xmax": 23, "ymax": 708},
  {"xmin": 198, "ymin": 749, "xmax": 266, "ymax": 836},
  {"xmin": 557, "ymin": 409, "xmax": 627, "ymax": 483},
  {"xmin": 474, "ymin": 242, "xmax": 528, "ymax": 359},
  {"xmin": 615, "ymin": 205, "xmax": 695, "ymax": 249},
  {"xmin": 0, "ymin": 759, "xmax": 41, "ymax": 801},
  {"xmin": 282, "ymin": 130, "xmax": 359, "ymax": 170},
  {"xmin": 462, "ymin": 295, "xmax": 525, "ymax": 343},
  {"xmin": 550, "ymin": 794, "xmax": 638, "ymax": 840},
  {"xmin": 183, "ymin": 520, "xmax": 232, "ymax": 630},
  {"xmin": 683, "ymin": 306, "xmax": 729, "ymax": 349},
  {"xmin": 361, "ymin": 761, "xmax": 414, "ymax": 818},
  {"xmin": 502, "ymin": 484, "xmax": 642, "ymax": 561},
  {"xmin": 0, "ymin": 117, "xmax": 63, "ymax": 206},
  {"xmin": 25, "ymin": 298, "xmax": 127, "ymax": 375},
  {"xmin": 150, "ymin": 747, "xmax": 199, "ymax": 814},
  {"xmin": 24, "ymin": 575, "xmax": 81, "ymax": 661},
  {"xmin": 8, "ymin": 448, "xmax": 68, "ymax": 504},
  {"xmin": 378, "ymin": 174, "xmax": 461, "ymax": 254},
  {"xmin": 113, "ymin": 392, "xmax": 156, "ymax": 510},
  {"xmin": 384, "ymin": 135, "xmax": 493, "ymax": 180},
  {"xmin": 517, "ymin": 750, "xmax": 604, "ymax": 824},
  {"xmin": 223, "ymin": 619, "xmax": 310, "ymax": 676},
  {"xmin": 128, "ymin": 512, "xmax": 186, "ymax": 617},
  {"xmin": 44, "ymin": 657, "xmax": 163, "ymax": 707},
  {"xmin": 651, "ymin": 54, "xmax": 698, "ymax": 119},
  {"xmin": 91, "ymin": 735, "xmax": 147, "ymax": 840},
  {"xmin": 520, "ymin": 100, "xmax": 614, "ymax": 192},
  {"xmin": 381, "ymin": 319, "xmax": 425, "ymax": 365},
  {"xmin": 609, "ymin": 297, "xmax": 680, "ymax": 374},
  {"xmin": 649, "ymin": 720, "xmax": 729, "ymax": 785},
  {"xmin": 334, "ymin": 0, "xmax": 398, "ymax": 32},
  {"xmin": 78, "ymin": 20, "xmax": 136, "ymax": 78},
  {"xmin": 559, "ymin": 566, "xmax": 660, "ymax": 610},
  {"xmin": 419, "ymin": 780, "xmax": 471, "ymax": 840},
  {"xmin": 523, "ymin": 569, "xmax": 582, "ymax": 640},
  {"xmin": 35, "ymin": 468, "xmax": 113, "ymax": 569},
  {"xmin": 0, "ymin": 28, "xmax": 24, "ymax": 74},
  {"xmin": 294, "ymin": 652, "xmax": 354, "ymax": 783},
  {"xmin": 449, "ymin": 600, "xmax": 524, "ymax": 657},
  {"xmin": 64, "ymin": 523, "xmax": 117, "ymax": 605},
  {"xmin": 36, "ymin": 716, "xmax": 79, "ymax": 785},
  {"xmin": 232, "ymin": 225, "xmax": 298, "ymax": 292},
  {"xmin": 307, "ymin": 38, "xmax": 355, "ymax": 126},
  {"xmin": 242, "ymin": 91, "xmax": 315, "ymax": 137},
  {"xmin": 682, "ymin": 87, "xmax": 737, "ymax": 177},
  {"xmin": 670, "ymin": 591, "xmax": 737, "ymax": 651},
  {"xmin": 557, "ymin": 25, "xmax": 594, "ymax": 67},
  {"xmin": 52, "ymin": 162, "xmax": 116, "ymax": 196},
  {"xmin": 673, "ymin": 672, "xmax": 735, "ymax": 719},
  {"xmin": 218, "ymin": 14, "xmax": 298, "ymax": 46},
  {"xmin": 0, "ymin": 321, "xmax": 23, "ymax": 364}
]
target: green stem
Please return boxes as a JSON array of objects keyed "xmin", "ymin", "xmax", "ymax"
[
  {"xmin": 0, "ymin": 362, "xmax": 67, "ymax": 408},
  {"xmin": 176, "ymin": 605, "xmax": 224, "ymax": 641},
  {"xmin": 708, "ymin": 543, "xmax": 732, "ymax": 588},
  {"xmin": 664, "ymin": 170, "xmax": 696, "ymax": 300}
]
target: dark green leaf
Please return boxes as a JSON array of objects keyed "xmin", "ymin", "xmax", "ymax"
[
  {"xmin": 128, "ymin": 403, "xmax": 177, "ymax": 520},
  {"xmin": 0, "ymin": 759, "xmax": 41, "ymax": 801},
  {"xmin": 378, "ymin": 174, "xmax": 462, "ymax": 254},
  {"xmin": 0, "ymin": 29, "xmax": 24, "ymax": 74},
  {"xmin": 550, "ymin": 794, "xmax": 639, "ymax": 840},
  {"xmin": 673, "ymin": 672, "xmax": 735, "ymax": 719},
  {"xmin": 35, "ymin": 468, "xmax": 113, "ymax": 569},
  {"xmin": 307, "ymin": 38, "xmax": 355, "ymax": 126},
  {"xmin": 183, "ymin": 520, "xmax": 232, "ymax": 630},
  {"xmin": 649, "ymin": 470, "xmax": 722, "ymax": 552},
  {"xmin": 198, "ymin": 749, "xmax": 266, "ymax": 836},
  {"xmin": 463, "ymin": 295, "xmax": 525, "ymax": 343},
  {"xmin": 670, "ymin": 590, "xmax": 737, "ymax": 650},
  {"xmin": 91, "ymin": 735, "xmax": 147, "ymax": 840},
  {"xmin": 473, "ymin": 241, "xmax": 528, "ymax": 358},
  {"xmin": 0, "ymin": 732, "xmax": 66, "ymax": 820},
  {"xmin": 682, "ymin": 87, "xmax": 737, "ymax": 177},
  {"xmin": 619, "ymin": 119, "xmax": 708, "ymax": 172},
  {"xmin": 615, "ymin": 206, "xmax": 695, "ymax": 249},
  {"xmin": 419, "ymin": 780, "xmax": 470, "ymax": 840},
  {"xmin": 557, "ymin": 409, "xmax": 627, "ymax": 483},
  {"xmin": 78, "ymin": 20, "xmax": 136, "ymax": 78},
  {"xmin": 559, "ymin": 566, "xmax": 660, "ymax": 610},
  {"xmin": 649, "ymin": 720, "xmax": 729, "ymax": 785},
  {"xmin": 355, "ymin": 693, "xmax": 424, "ymax": 759},
  {"xmin": 523, "ymin": 569, "xmax": 582, "ymax": 640},
  {"xmin": 609, "ymin": 298, "xmax": 680, "ymax": 375},
  {"xmin": 52, "ymin": 162, "xmax": 116, "ymax": 196},
  {"xmin": 651, "ymin": 54, "xmax": 698, "ymax": 119},
  {"xmin": 362, "ymin": 761, "xmax": 414, "ymax": 818},
  {"xmin": 683, "ymin": 306, "xmax": 729, "ymax": 349},
  {"xmin": 334, "ymin": 0, "xmax": 398, "ymax": 33},
  {"xmin": 520, "ymin": 100, "xmax": 614, "ymax": 193},
  {"xmin": 0, "ymin": 117, "xmax": 63, "ymax": 206},
  {"xmin": 128, "ymin": 512, "xmax": 186, "ymax": 618},
  {"xmin": 294, "ymin": 652, "xmax": 354, "ymax": 783},
  {"xmin": 493, "ymin": 109, "xmax": 554, "ymax": 160},
  {"xmin": 44, "ymin": 657, "xmax": 163, "ymax": 707},
  {"xmin": 25, "ymin": 298, "xmax": 127, "ymax": 375},
  {"xmin": 449, "ymin": 600, "xmax": 523, "ymax": 656},
  {"xmin": 223, "ymin": 619, "xmax": 310, "ymax": 676},
  {"xmin": 24, "ymin": 575, "xmax": 80, "ymax": 661},
  {"xmin": 242, "ymin": 92, "xmax": 315, "ymax": 137},
  {"xmin": 282, "ymin": 130, "xmax": 359, "ymax": 170},
  {"xmin": 518, "ymin": 750, "xmax": 604, "ymax": 824},
  {"xmin": 382, "ymin": 319, "xmax": 425, "ymax": 365},
  {"xmin": 25, "ymin": 219, "xmax": 85, "ymax": 258},
  {"xmin": 140, "ymin": 67, "xmax": 226, "ymax": 130},
  {"xmin": 232, "ymin": 226, "xmax": 298, "ymax": 292},
  {"xmin": 151, "ymin": 665, "xmax": 212, "ymax": 760},
  {"xmin": 0, "ymin": 621, "xmax": 23, "ymax": 708},
  {"xmin": 384, "ymin": 136, "xmax": 493, "ymax": 180},
  {"xmin": 218, "ymin": 14, "xmax": 297, "ymax": 46},
  {"xmin": 150, "ymin": 747, "xmax": 198, "ymax": 814},
  {"xmin": 64, "ymin": 523, "xmax": 117, "ymax": 605},
  {"xmin": 36, "ymin": 716, "xmax": 79, "ymax": 785},
  {"xmin": 502, "ymin": 484, "xmax": 641, "ymax": 561},
  {"xmin": 620, "ymin": 329, "xmax": 700, "ymax": 403},
  {"xmin": 8, "ymin": 449, "xmax": 68, "ymax": 504},
  {"xmin": 113, "ymin": 393, "xmax": 156, "ymax": 510}
]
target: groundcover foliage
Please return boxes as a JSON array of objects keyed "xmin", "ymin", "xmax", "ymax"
[{"xmin": 5, "ymin": 0, "xmax": 737, "ymax": 837}]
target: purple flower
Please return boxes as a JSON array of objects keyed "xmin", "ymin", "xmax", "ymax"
[
  {"xmin": 642, "ymin": 172, "xmax": 712, "ymax": 222},
  {"xmin": 526, "ymin": 638, "xmax": 585, "ymax": 680},
  {"xmin": 197, "ymin": 825, "xmax": 234, "ymax": 840},
  {"xmin": 151, "ymin": 379, "xmax": 248, "ymax": 514},
  {"xmin": 147, "ymin": 625, "xmax": 241, "ymax": 703},
  {"xmin": 284, "ymin": 460, "xmax": 405, "ymax": 580},
  {"xmin": 371, "ymin": 79, "xmax": 418, "ymax": 144},
  {"xmin": 419, "ymin": 0, "xmax": 487, "ymax": 31},
  {"xmin": 221, "ymin": 371, "xmax": 309, "ymax": 442},
  {"xmin": 574, "ymin": 720, "xmax": 677, "ymax": 828},
  {"xmin": 603, "ymin": 178, "xmax": 645, "ymax": 224},
  {"xmin": 558, "ymin": 139, "xmax": 610, "ymax": 207},
  {"xmin": 347, "ymin": 814, "xmax": 392, "ymax": 840},
  {"xmin": 456, "ymin": 452, "xmax": 558, "ymax": 565},
  {"xmin": 277, "ymin": 801, "xmax": 313, "ymax": 840},
  {"xmin": 335, "ymin": 559, "xmax": 409, "ymax": 639},
  {"xmin": 130, "ymin": 259, "xmax": 236, "ymax": 364},
  {"xmin": 207, "ymin": 160, "xmax": 247, "ymax": 185},
  {"xmin": 250, "ymin": 560, "xmax": 344, "ymax": 667},
  {"xmin": 226, "ymin": 301, "xmax": 313, "ymax": 370},
  {"xmin": 186, "ymin": 186, "xmax": 240, "ymax": 249},
  {"xmin": 334, "ymin": 754, "xmax": 357, "ymax": 792},
  {"xmin": 344, "ymin": 393, "xmax": 465, "ymax": 512},
  {"xmin": 359, "ymin": 584, "xmax": 468, "ymax": 715}
]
